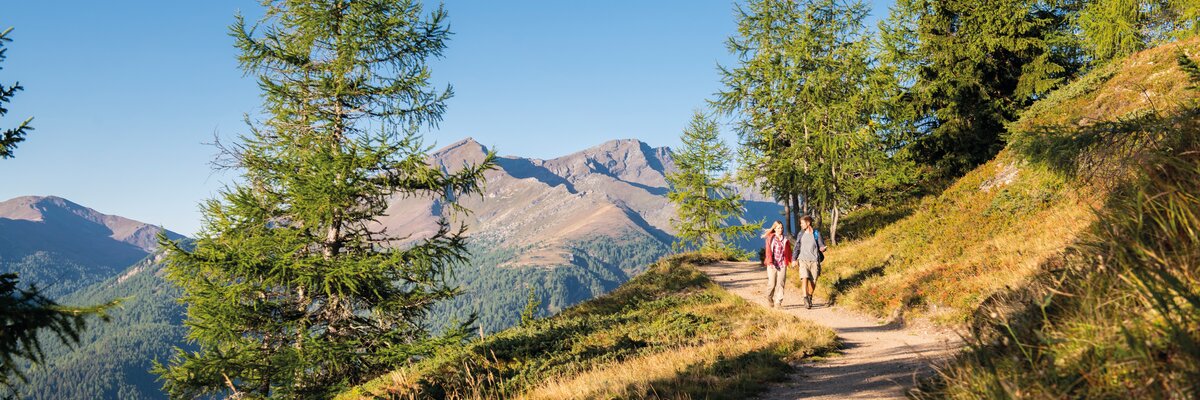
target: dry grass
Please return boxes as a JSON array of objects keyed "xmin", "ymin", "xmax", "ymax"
[
  {"xmin": 523, "ymin": 297, "xmax": 831, "ymax": 400},
  {"xmin": 338, "ymin": 253, "xmax": 836, "ymax": 400},
  {"xmin": 817, "ymin": 150, "xmax": 1100, "ymax": 324}
]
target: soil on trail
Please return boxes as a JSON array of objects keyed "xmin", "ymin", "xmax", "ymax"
[{"xmin": 698, "ymin": 261, "xmax": 962, "ymax": 400}]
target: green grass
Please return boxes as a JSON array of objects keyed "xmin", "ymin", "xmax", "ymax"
[{"xmin": 338, "ymin": 251, "xmax": 837, "ymax": 400}]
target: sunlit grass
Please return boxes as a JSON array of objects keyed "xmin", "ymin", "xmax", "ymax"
[
  {"xmin": 815, "ymin": 37, "xmax": 1200, "ymax": 328},
  {"xmin": 815, "ymin": 150, "xmax": 1099, "ymax": 324},
  {"xmin": 337, "ymin": 252, "xmax": 836, "ymax": 399},
  {"xmin": 908, "ymin": 37, "xmax": 1200, "ymax": 398}
]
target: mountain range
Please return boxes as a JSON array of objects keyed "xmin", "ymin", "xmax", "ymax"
[
  {"xmin": 0, "ymin": 196, "xmax": 183, "ymax": 298},
  {"xmin": 0, "ymin": 138, "xmax": 781, "ymax": 399}
]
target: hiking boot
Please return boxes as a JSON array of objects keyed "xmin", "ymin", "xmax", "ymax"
[{"xmin": 804, "ymin": 295, "xmax": 812, "ymax": 309}]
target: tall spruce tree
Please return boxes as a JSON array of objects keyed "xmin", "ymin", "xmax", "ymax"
[
  {"xmin": 0, "ymin": 27, "xmax": 33, "ymax": 159},
  {"xmin": 153, "ymin": 1, "xmax": 495, "ymax": 398},
  {"xmin": 666, "ymin": 111, "xmax": 756, "ymax": 253},
  {"xmin": 898, "ymin": 0, "xmax": 1082, "ymax": 178}
]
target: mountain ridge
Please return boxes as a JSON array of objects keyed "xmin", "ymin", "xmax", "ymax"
[{"xmin": 0, "ymin": 195, "xmax": 185, "ymax": 298}]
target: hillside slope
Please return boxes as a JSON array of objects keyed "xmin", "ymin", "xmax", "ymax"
[
  {"xmin": 918, "ymin": 39, "xmax": 1200, "ymax": 399},
  {"xmin": 819, "ymin": 38, "xmax": 1200, "ymax": 326},
  {"xmin": 815, "ymin": 37, "xmax": 1200, "ymax": 399},
  {"xmin": 339, "ymin": 253, "xmax": 837, "ymax": 400},
  {"xmin": 13, "ymin": 250, "xmax": 189, "ymax": 400}
]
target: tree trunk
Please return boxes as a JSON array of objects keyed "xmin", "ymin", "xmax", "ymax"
[
  {"xmin": 830, "ymin": 202, "xmax": 840, "ymax": 246},
  {"xmin": 783, "ymin": 197, "xmax": 793, "ymax": 236},
  {"xmin": 790, "ymin": 193, "xmax": 801, "ymax": 229},
  {"xmin": 829, "ymin": 149, "xmax": 839, "ymax": 245}
]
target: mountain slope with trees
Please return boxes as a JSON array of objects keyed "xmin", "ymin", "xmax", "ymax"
[{"xmin": 0, "ymin": 196, "xmax": 183, "ymax": 298}]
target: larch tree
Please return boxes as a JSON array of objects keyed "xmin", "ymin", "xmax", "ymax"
[
  {"xmin": 1078, "ymin": 0, "xmax": 1146, "ymax": 62},
  {"xmin": 153, "ymin": 1, "xmax": 495, "ymax": 398},
  {"xmin": 666, "ymin": 111, "xmax": 757, "ymax": 253},
  {"xmin": 1079, "ymin": 0, "xmax": 1200, "ymax": 64},
  {"xmin": 714, "ymin": 0, "xmax": 809, "ymax": 236},
  {"xmin": 787, "ymin": 0, "xmax": 879, "ymax": 245},
  {"xmin": 716, "ymin": 0, "xmax": 880, "ymax": 244}
]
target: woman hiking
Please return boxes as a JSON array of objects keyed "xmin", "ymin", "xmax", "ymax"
[{"xmin": 762, "ymin": 220, "xmax": 792, "ymax": 308}]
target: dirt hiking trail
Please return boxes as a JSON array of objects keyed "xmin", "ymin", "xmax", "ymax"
[{"xmin": 698, "ymin": 261, "xmax": 962, "ymax": 400}]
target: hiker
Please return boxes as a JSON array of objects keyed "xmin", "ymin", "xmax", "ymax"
[
  {"xmin": 762, "ymin": 220, "xmax": 792, "ymax": 308},
  {"xmin": 794, "ymin": 215, "xmax": 827, "ymax": 309}
]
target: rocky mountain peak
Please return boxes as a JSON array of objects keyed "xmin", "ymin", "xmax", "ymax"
[
  {"xmin": 542, "ymin": 138, "xmax": 673, "ymax": 188},
  {"xmin": 0, "ymin": 195, "xmax": 183, "ymax": 254},
  {"xmin": 433, "ymin": 137, "xmax": 491, "ymax": 169}
]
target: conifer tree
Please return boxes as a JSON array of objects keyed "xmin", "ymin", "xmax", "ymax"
[
  {"xmin": 1079, "ymin": 0, "xmax": 1200, "ymax": 63},
  {"xmin": 0, "ymin": 27, "xmax": 33, "ymax": 159},
  {"xmin": 715, "ymin": 0, "xmax": 881, "ymax": 244},
  {"xmin": 715, "ymin": 0, "xmax": 810, "ymax": 236},
  {"xmin": 1078, "ymin": 0, "xmax": 1145, "ymax": 62},
  {"xmin": 899, "ymin": 0, "xmax": 1082, "ymax": 178},
  {"xmin": 0, "ymin": 275, "xmax": 118, "ymax": 396},
  {"xmin": 666, "ymin": 111, "xmax": 756, "ymax": 253},
  {"xmin": 153, "ymin": 1, "xmax": 495, "ymax": 398}
]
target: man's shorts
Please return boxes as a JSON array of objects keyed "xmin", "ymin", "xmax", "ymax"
[{"xmin": 797, "ymin": 260, "xmax": 821, "ymax": 280}]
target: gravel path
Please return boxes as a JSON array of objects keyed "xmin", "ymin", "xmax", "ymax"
[{"xmin": 698, "ymin": 261, "xmax": 962, "ymax": 400}]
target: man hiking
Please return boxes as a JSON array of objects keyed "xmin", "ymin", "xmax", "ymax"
[
  {"xmin": 762, "ymin": 220, "xmax": 792, "ymax": 308},
  {"xmin": 794, "ymin": 215, "xmax": 827, "ymax": 309}
]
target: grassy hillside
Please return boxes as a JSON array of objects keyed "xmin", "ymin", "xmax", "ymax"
[
  {"xmin": 917, "ymin": 39, "xmax": 1200, "ymax": 399},
  {"xmin": 338, "ymin": 253, "xmax": 836, "ymax": 400},
  {"xmin": 819, "ymin": 37, "xmax": 1200, "ymax": 397},
  {"xmin": 818, "ymin": 38, "xmax": 1200, "ymax": 326},
  {"xmin": 818, "ymin": 148, "xmax": 1097, "ymax": 324}
]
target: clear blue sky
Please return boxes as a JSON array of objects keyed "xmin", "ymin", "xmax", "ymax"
[{"xmin": 1, "ymin": 1, "xmax": 892, "ymax": 236}]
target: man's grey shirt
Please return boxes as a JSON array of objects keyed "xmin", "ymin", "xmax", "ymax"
[{"xmin": 793, "ymin": 229, "xmax": 825, "ymax": 262}]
